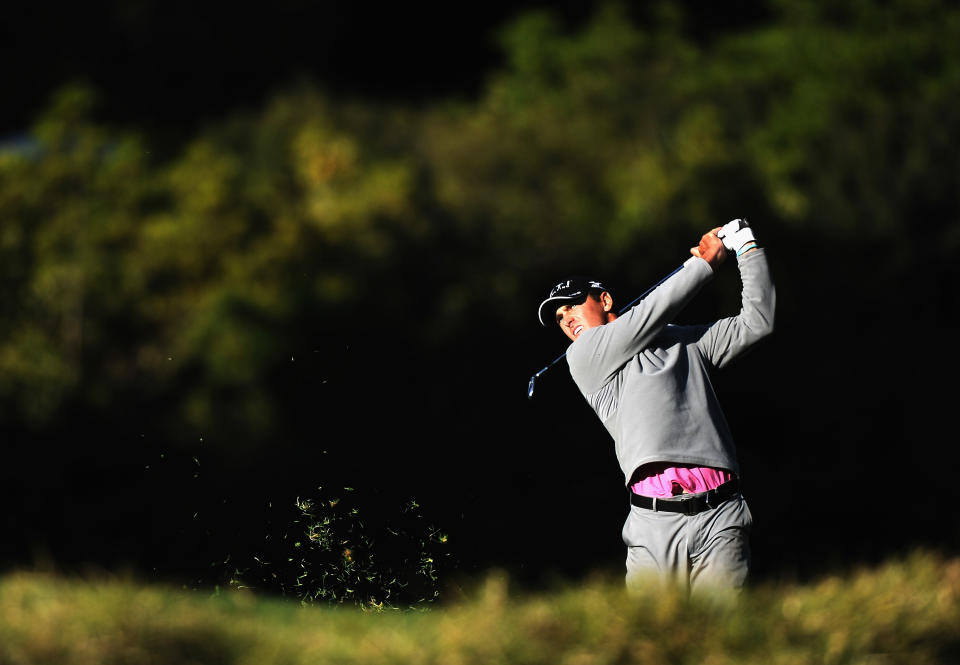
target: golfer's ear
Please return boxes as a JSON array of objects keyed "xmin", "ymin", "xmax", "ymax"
[{"xmin": 601, "ymin": 291, "xmax": 614, "ymax": 312}]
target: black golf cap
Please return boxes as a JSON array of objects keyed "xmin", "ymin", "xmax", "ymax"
[{"xmin": 538, "ymin": 276, "xmax": 609, "ymax": 327}]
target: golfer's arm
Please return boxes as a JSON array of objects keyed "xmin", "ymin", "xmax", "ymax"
[
  {"xmin": 570, "ymin": 256, "xmax": 714, "ymax": 390},
  {"xmin": 697, "ymin": 248, "xmax": 775, "ymax": 367}
]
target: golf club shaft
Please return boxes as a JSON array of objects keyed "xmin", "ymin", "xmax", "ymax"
[{"xmin": 527, "ymin": 264, "xmax": 684, "ymax": 399}]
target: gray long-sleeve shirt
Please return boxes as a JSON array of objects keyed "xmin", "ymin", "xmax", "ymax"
[{"xmin": 566, "ymin": 249, "xmax": 775, "ymax": 486}]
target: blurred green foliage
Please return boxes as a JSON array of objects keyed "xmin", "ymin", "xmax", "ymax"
[
  {"xmin": 4, "ymin": 0, "xmax": 957, "ymax": 431},
  {"xmin": 4, "ymin": 0, "xmax": 957, "ymax": 429},
  {"xmin": 1, "ymin": 551, "xmax": 958, "ymax": 664},
  {"xmin": 0, "ymin": 85, "xmax": 427, "ymax": 435}
]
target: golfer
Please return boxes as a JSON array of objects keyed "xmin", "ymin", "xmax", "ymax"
[{"xmin": 537, "ymin": 220, "xmax": 775, "ymax": 592}]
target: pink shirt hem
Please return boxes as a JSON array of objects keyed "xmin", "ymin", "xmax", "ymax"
[{"xmin": 630, "ymin": 464, "xmax": 732, "ymax": 497}]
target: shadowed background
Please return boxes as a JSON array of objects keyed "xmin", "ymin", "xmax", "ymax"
[{"xmin": 1, "ymin": 0, "xmax": 957, "ymax": 591}]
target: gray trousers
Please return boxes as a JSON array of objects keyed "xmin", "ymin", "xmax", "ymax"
[{"xmin": 621, "ymin": 493, "xmax": 753, "ymax": 594}]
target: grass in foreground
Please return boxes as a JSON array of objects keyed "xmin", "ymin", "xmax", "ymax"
[{"xmin": 0, "ymin": 551, "xmax": 958, "ymax": 665}]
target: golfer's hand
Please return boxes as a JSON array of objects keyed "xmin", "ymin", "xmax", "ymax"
[
  {"xmin": 690, "ymin": 227, "xmax": 727, "ymax": 268},
  {"xmin": 717, "ymin": 218, "xmax": 756, "ymax": 253}
]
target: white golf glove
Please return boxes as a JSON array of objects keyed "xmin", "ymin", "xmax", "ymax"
[{"xmin": 717, "ymin": 218, "xmax": 756, "ymax": 253}]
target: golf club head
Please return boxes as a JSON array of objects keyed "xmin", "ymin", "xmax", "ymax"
[{"xmin": 527, "ymin": 375, "xmax": 537, "ymax": 399}]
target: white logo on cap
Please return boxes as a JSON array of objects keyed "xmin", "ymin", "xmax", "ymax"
[{"xmin": 550, "ymin": 280, "xmax": 571, "ymax": 297}]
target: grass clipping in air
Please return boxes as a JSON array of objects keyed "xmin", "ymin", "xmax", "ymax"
[{"xmin": 0, "ymin": 552, "xmax": 958, "ymax": 665}]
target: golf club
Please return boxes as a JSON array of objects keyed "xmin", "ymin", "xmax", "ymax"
[{"xmin": 527, "ymin": 264, "xmax": 684, "ymax": 399}]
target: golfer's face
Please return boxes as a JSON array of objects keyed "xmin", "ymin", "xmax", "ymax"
[{"xmin": 555, "ymin": 294, "xmax": 610, "ymax": 342}]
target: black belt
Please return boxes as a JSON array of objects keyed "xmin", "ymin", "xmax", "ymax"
[{"xmin": 629, "ymin": 478, "xmax": 741, "ymax": 515}]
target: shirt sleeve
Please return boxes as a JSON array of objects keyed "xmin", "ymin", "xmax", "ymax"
[
  {"xmin": 695, "ymin": 248, "xmax": 776, "ymax": 368},
  {"xmin": 567, "ymin": 256, "xmax": 716, "ymax": 394}
]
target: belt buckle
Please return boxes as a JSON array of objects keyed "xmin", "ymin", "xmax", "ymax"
[{"xmin": 680, "ymin": 494, "xmax": 701, "ymax": 515}]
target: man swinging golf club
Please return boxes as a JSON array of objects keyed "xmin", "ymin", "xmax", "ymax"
[{"xmin": 537, "ymin": 220, "xmax": 775, "ymax": 593}]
